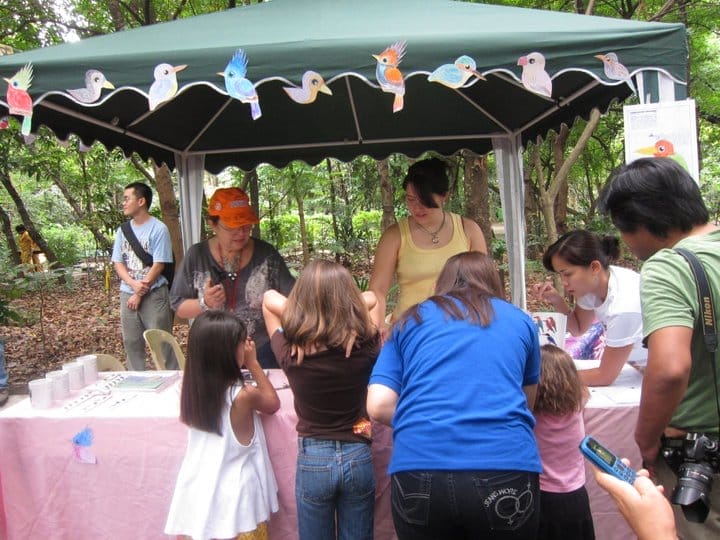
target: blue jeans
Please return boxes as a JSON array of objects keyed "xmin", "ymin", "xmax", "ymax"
[
  {"xmin": 391, "ymin": 470, "xmax": 540, "ymax": 540},
  {"xmin": 296, "ymin": 437, "xmax": 375, "ymax": 540},
  {"xmin": 0, "ymin": 338, "xmax": 7, "ymax": 389}
]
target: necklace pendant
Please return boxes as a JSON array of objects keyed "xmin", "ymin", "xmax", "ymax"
[{"xmin": 431, "ymin": 235, "xmax": 439, "ymax": 244}]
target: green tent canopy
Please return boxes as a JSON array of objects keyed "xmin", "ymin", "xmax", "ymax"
[{"xmin": 0, "ymin": 0, "xmax": 688, "ymax": 305}]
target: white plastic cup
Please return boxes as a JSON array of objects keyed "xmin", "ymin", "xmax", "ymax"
[
  {"xmin": 28, "ymin": 378, "xmax": 53, "ymax": 409},
  {"xmin": 62, "ymin": 362, "xmax": 85, "ymax": 391},
  {"xmin": 46, "ymin": 370, "xmax": 70, "ymax": 401},
  {"xmin": 76, "ymin": 355, "xmax": 99, "ymax": 383}
]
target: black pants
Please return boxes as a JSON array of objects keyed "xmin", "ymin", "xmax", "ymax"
[
  {"xmin": 538, "ymin": 487, "xmax": 595, "ymax": 540},
  {"xmin": 391, "ymin": 470, "xmax": 540, "ymax": 540}
]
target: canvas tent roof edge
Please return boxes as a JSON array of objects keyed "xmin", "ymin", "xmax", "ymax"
[{"xmin": 0, "ymin": 0, "xmax": 690, "ymax": 308}]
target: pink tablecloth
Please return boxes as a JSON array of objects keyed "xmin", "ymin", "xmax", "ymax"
[
  {"xmin": 0, "ymin": 367, "xmax": 642, "ymax": 540},
  {"xmin": 0, "ymin": 370, "xmax": 395, "ymax": 540},
  {"xmin": 579, "ymin": 362, "xmax": 643, "ymax": 540}
]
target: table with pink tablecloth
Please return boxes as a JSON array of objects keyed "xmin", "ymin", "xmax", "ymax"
[
  {"xmin": 0, "ymin": 365, "xmax": 641, "ymax": 540},
  {"xmin": 578, "ymin": 361, "xmax": 643, "ymax": 540},
  {"xmin": 0, "ymin": 370, "xmax": 395, "ymax": 540}
]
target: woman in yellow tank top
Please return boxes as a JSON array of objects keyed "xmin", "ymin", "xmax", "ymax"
[{"xmin": 369, "ymin": 158, "xmax": 488, "ymax": 338}]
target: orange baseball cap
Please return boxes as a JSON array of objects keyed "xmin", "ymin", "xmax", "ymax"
[{"xmin": 208, "ymin": 188, "xmax": 259, "ymax": 228}]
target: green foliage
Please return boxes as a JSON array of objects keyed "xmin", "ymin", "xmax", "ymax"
[
  {"xmin": 260, "ymin": 214, "xmax": 300, "ymax": 249},
  {"xmin": 42, "ymin": 225, "xmax": 94, "ymax": 266},
  {"xmin": 1, "ymin": 0, "xmax": 718, "ymax": 286},
  {"xmin": 0, "ymin": 271, "xmax": 26, "ymax": 325},
  {"xmin": 260, "ymin": 210, "xmax": 383, "ymax": 263}
]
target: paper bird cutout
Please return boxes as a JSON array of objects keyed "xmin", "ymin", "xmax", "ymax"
[
  {"xmin": 4, "ymin": 63, "xmax": 33, "ymax": 135},
  {"xmin": 148, "ymin": 63, "xmax": 187, "ymax": 111},
  {"xmin": 67, "ymin": 69, "xmax": 115, "ymax": 103},
  {"xmin": 517, "ymin": 52, "xmax": 552, "ymax": 98},
  {"xmin": 428, "ymin": 55, "xmax": 485, "ymax": 89},
  {"xmin": 595, "ymin": 52, "xmax": 636, "ymax": 95},
  {"xmin": 284, "ymin": 71, "xmax": 332, "ymax": 104},
  {"xmin": 72, "ymin": 426, "xmax": 97, "ymax": 464},
  {"xmin": 219, "ymin": 49, "xmax": 261, "ymax": 120},
  {"xmin": 374, "ymin": 41, "xmax": 406, "ymax": 113}
]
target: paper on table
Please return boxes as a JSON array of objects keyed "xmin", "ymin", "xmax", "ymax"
[
  {"xmin": 576, "ymin": 360, "xmax": 643, "ymax": 407},
  {"xmin": 115, "ymin": 372, "xmax": 179, "ymax": 392}
]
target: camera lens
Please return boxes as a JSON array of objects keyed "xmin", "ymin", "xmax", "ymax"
[{"xmin": 671, "ymin": 461, "xmax": 714, "ymax": 523}]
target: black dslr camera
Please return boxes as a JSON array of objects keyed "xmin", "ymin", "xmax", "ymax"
[{"xmin": 662, "ymin": 433, "xmax": 720, "ymax": 523}]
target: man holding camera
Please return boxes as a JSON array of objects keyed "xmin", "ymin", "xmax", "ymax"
[{"xmin": 599, "ymin": 157, "xmax": 720, "ymax": 539}]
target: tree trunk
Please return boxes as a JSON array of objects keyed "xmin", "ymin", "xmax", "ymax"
[
  {"xmin": 152, "ymin": 163, "xmax": 184, "ymax": 267},
  {"xmin": 295, "ymin": 194, "xmax": 309, "ymax": 266},
  {"xmin": 0, "ymin": 204, "xmax": 21, "ymax": 265},
  {"xmin": 552, "ymin": 124, "xmax": 570, "ymax": 235},
  {"xmin": 462, "ymin": 150, "xmax": 491, "ymax": 247},
  {"xmin": 0, "ymin": 168, "xmax": 61, "ymax": 268},
  {"xmin": 326, "ymin": 159, "xmax": 341, "ymax": 263},
  {"xmin": 244, "ymin": 169, "xmax": 260, "ymax": 238},
  {"xmin": 378, "ymin": 159, "xmax": 396, "ymax": 231},
  {"xmin": 537, "ymin": 108, "xmax": 602, "ymax": 245},
  {"xmin": 49, "ymin": 170, "xmax": 112, "ymax": 252}
]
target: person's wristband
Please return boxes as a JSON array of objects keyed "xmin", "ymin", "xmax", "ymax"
[{"xmin": 199, "ymin": 296, "xmax": 209, "ymax": 312}]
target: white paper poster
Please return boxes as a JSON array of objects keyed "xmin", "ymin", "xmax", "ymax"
[{"xmin": 623, "ymin": 99, "xmax": 699, "ymax": 183}]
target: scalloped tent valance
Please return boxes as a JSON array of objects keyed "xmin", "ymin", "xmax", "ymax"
[{"xmin": 0, "ymin": 0, "xmax": 688, "ymax": 305}]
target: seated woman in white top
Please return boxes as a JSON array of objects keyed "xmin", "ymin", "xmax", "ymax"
[{"xmin": 532, "ymin": 230, "xmax": 646, "ymax": 386}]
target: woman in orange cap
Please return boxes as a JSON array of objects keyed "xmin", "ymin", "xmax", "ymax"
[{"xmin": 171, "ymin": 187, "xmax": 295, "ymax": 368}]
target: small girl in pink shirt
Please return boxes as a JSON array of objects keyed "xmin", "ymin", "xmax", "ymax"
[{"xmin": 534, "ymin": 344, "xmax": 595, "ymax": 540}]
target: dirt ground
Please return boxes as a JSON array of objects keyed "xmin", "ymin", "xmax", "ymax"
[{"xmin": 1, "ymin": 269, "xmax": 189, "ymax": 394}]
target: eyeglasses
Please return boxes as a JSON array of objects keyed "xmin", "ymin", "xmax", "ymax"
[{"xmin": 216, "ymin": 222, "xmax": 252, "ymax": 234}]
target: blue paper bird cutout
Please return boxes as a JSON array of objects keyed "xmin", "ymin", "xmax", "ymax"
[
  {"xmin": 72, "ymin": 426, "xmax": 94, "ymax": 447},
  {"xmin": 428, "ymin": 55, "xmax": 486, "ymax": 89},
  {"xmin": 220, "ymin": 49, "xmax": 261, "ymax": 120},
  {"xmin": 148, "ymin": 63, "xmax": 187, "ymax": 111}
]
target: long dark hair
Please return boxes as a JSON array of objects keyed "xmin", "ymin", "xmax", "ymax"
[
  {"xmin": 542, "ymin": 230, "xmax": 619, "ymax": 272},
  {"xmin": 399, "ymin": 252, "xmax": 503, "ymax": 328},
  {"xmin": 180, "ymin": 310, "xmax": 246, "ymax": 435}
]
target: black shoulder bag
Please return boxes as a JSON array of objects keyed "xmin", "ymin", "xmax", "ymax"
[{"xmin": 120, "ymin": 221, "xmax": 175, "ymax": 287}]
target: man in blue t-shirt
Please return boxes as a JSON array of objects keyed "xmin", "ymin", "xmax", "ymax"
[{"xmin": 111, "ymin": 182, "xmax": 174, "ymax": 370}]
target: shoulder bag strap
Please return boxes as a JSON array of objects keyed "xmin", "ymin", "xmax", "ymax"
[
  {"xmin": 675, "ymin": 247, "xmax": 717, "ymax": 353},
  {"xmin": 120, "ymin": 221, "xmax": 154, "ymax": 268}
]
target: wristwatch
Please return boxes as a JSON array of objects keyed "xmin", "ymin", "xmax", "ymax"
[{"xmin": 198, "ymin": 296, "xmax": 209, "ymax": 312}]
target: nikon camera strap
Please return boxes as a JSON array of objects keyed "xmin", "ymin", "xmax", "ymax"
[{"xmin": 675, "ymin": 247, "xmax": 717, "ymax": 353}]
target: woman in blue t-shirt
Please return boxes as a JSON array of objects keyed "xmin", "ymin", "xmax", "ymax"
[{"xmin": 367, "ymin": 252, "xmax": 542, "ymax": 540}]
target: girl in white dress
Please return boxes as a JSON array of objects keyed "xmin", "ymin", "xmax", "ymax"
[{"xmin": 165, "ymin": 310, "xmax": 280, "ymax": 540}]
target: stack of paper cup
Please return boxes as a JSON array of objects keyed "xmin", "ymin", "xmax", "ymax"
[
  {"xmin": 28, "ymin": 378, "xmax": 53, "ymax": 409},
  {"xmin": 62, "ymin": 362, "xmax": 85, "ymax": 391},
  {"xmin": 76, "ymin": 355, "xmax": 99, "ymax": 383},
  {"xmin": 46, "ymin": 370, "xmax": 70, "ymax": 402}
]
